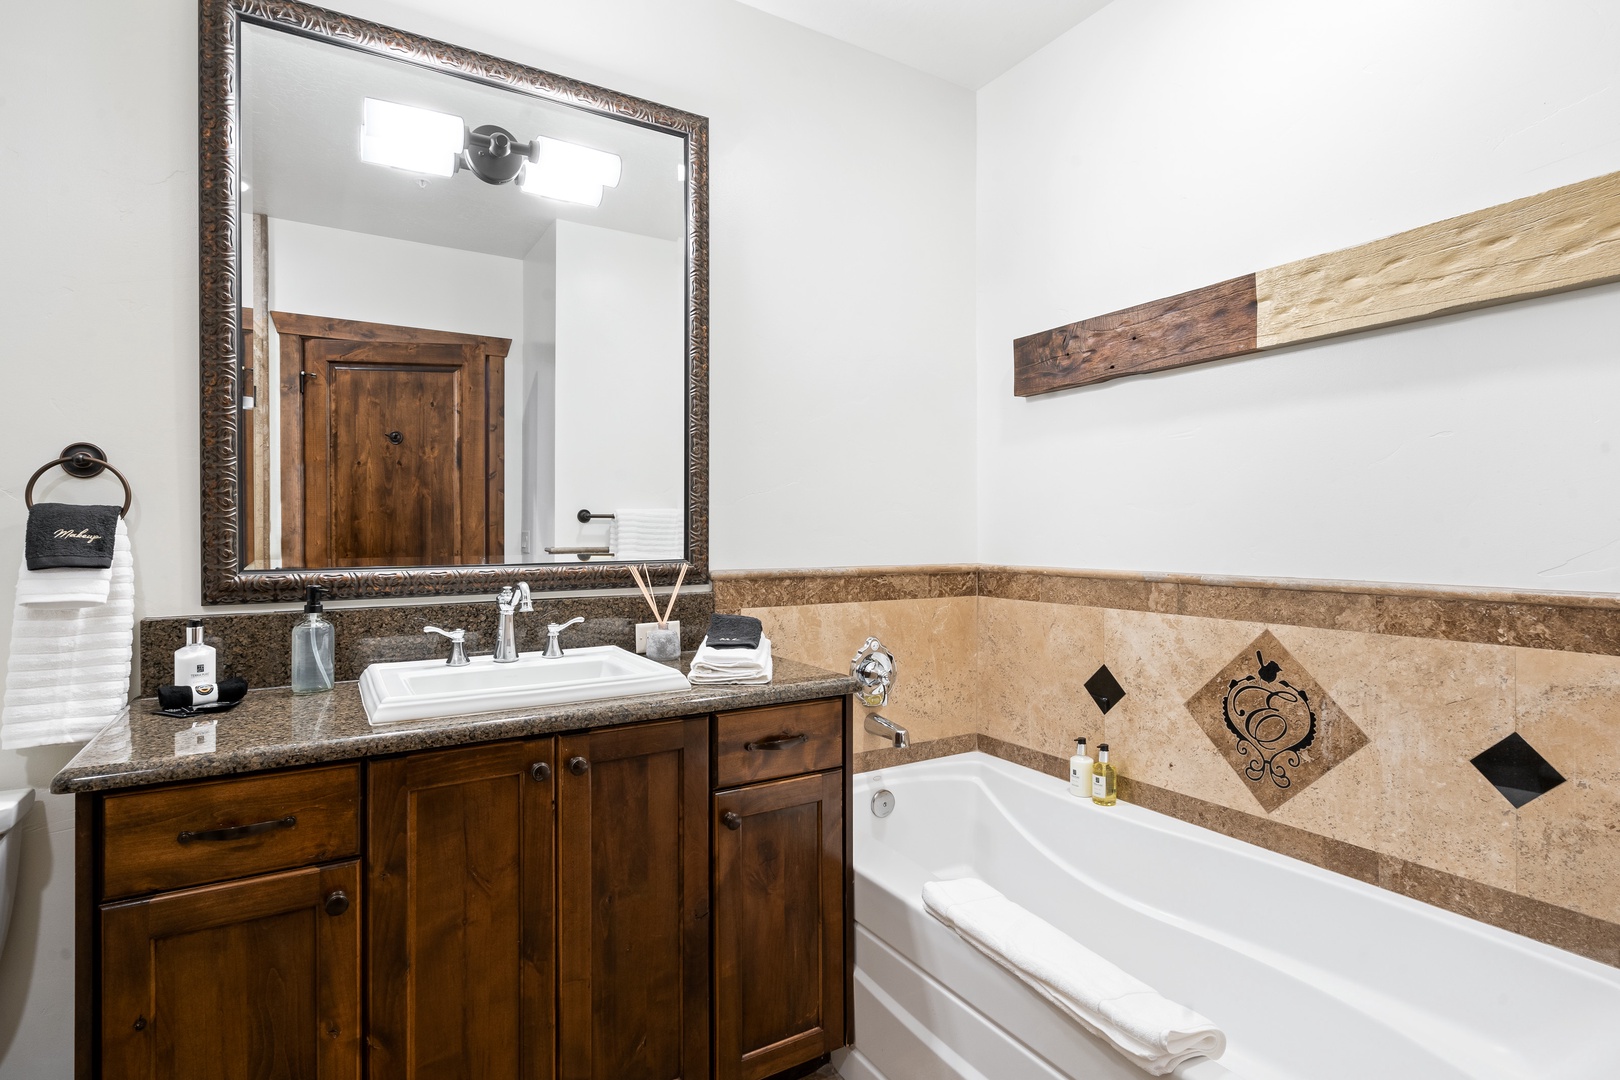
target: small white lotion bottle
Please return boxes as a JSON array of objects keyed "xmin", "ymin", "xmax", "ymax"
[
  {"xmin": 1069, "ymin": 737, "xmax": 1093, "ymax": 796},
  {"xmin": 174, "ymin": 620, "xmax": 216, "ymax": 689}
]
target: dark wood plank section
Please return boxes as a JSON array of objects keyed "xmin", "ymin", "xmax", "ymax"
[
  {"xmin": 1012, "ymin": 274, "xmax": 1258, "ymax": 396},
  {"xmin": 557, "ymin": 718, "xmax": 710, "ymax": 1080},
  {"xmin": 75, "ymin": 795, "xmax": 98, "ymax": 1080},
  {"xmin": 100, "ymin": 765, "xmax": 360, "ymax": 900},
  {"xmin": 713, "ymin": 771, "xmax": 845, "ymax": 1080},
  {"xmin": 713, "ymin": 700, "xmax": 843, "ymax": 787},
  {"xmin": 99, "ymin": 860, "xmax": 362, "ymax": 1080},
  {"xmin": 367, "ymin": 739, "xmax": 555, "ymax": 1080}
]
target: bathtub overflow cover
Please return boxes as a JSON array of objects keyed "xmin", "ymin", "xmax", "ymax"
[{"xmin": 871, "ymin": 789, "xmax": 895, "ymax": 818}]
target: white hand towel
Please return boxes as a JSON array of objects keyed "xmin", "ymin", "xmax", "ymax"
[
  {"xmin": 923, "ymin": 878, "xmax": 1226, "ymax": 1076},
  {"xmin": 14, "ymin": 517, "xmax": 126, "ymax": 608},
  {"xmin": 1, "ymin": 521, "xmax": 135, "ymax": 749},
  {"xmin": 688, "ymin": 636, "xmax": 773, "ymax": 685},
  {"xmin": 611, "ymin": 509, "xmax": 683, "ymax": 561}
]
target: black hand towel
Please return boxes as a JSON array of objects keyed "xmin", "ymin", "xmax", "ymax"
[
  {"xmin": 705, "ymin": 613, "xmax": 763, "ymax": 649},
  {"xmin": 25, "ymin": 503, "xmax": 121, "ymax": 570}
]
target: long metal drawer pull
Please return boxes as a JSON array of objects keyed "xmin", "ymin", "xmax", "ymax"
[
  {"xmin": 744, "ymin": 733, "xmax": 808, "ymax": 752},
  {"xmin": 176, "ymin": 815, "xmax": 296, "ymax": 845}
]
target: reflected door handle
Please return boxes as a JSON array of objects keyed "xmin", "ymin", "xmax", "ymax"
[
  {"xmin": 384, "ymin": 430, "xmax": 404, "ymax": 445},
  {"xmin": 567, "ymin": 756, "xmax": 589, "ymax": 776}
]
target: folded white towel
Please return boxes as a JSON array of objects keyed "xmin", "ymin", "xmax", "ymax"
[
  {"xmin": 2, "ymin": 522, "xmax": 135, "ymax": 749},
  {"xmin": 923, "ymin": 878, "xmax": 1226, "ymax": 1076},
  {"xmin": 688, "ymin": 636, "xmax": 773, "ymax": 685},
  {"xmin": 14, "ymin": 518, "xmax": 126, "ymax": 608},
  {"xmin": 611, "ymin": 509, "xmax": 683, "ymax": 561}
]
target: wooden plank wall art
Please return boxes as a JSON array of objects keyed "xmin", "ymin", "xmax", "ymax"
[{"xmin": 1013, "ymin": 170, "xmax": 1620, "ymax": 396}]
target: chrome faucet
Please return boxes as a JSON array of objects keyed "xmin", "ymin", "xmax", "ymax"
[
  {"xmin": 543, "ymin": 617, "xmax": 585, "ymax": 659},
  {"xmin": 865, "ymin": 714, "xmax": 909, "ymax": 749},
  {"xmin": 494, "ymin": 582, "xmax": 533, "ymax": 663},
  {"xmin": 423, "ymin": 626, "xmax": 470, "ymax": 666}
]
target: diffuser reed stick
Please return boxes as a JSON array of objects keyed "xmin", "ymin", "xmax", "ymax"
[
  {"xmin": 627, "ymin": 564, "xmax": 660, "ymax": 623},
  {"xmin": 660, "ymin": 563, "xmax": 689, "ymax": 627}
]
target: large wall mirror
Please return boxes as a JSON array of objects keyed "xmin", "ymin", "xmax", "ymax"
[{"xmin": 200, "ymin": 0, "xmax": 708, "ymax": 602}]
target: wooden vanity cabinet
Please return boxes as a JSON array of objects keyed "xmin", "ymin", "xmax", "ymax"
[
  {"xmin": 82, "ymin": 699, "xmax": 849, "ymax": 1080},
  {"xmin": 711, "ymin": 700, "xmax": 850, "ymax": 1080}
]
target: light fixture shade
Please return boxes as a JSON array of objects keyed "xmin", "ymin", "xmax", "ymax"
[
  {"xmin": 361, "ymin": 98, "xmax": 464, "ymax": 178},
  {"xmin": 519, "ymin": 136, "xmax": 622, "ymax": 205}
]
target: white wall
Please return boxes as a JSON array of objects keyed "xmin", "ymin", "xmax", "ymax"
[
  {"xmin": 551, "ymin": 222, "xmax": 686, "ymax": 554},
  {"xmin": 0, "ymin": 2, "xmax": 975, "ymax": 1075},
  {"xmin": 977, "ymin": 0, "xmax": 1620, "ymax": 591},
  {"xmin": 520, "ymin": 225, "xmax": 558, "ymax": 560}
]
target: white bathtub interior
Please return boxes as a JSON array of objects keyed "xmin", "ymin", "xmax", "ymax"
[{"xmin": 841, "ymin": 753, "xmax": 1620, "ymax": 1080}]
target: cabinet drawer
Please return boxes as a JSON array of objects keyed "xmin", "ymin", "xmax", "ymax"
[
  {"xmin": 101, "ymin": 764, "xmax": 361, "ymax": 899},
  {"xmin": 714, "ymin": 699, "xmax": 843, "ymax": 788}
]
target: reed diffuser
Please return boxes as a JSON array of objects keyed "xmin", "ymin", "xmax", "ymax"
[{"xmin": 629, "ymin": 562, "xmax": 688, "ymax": 661}]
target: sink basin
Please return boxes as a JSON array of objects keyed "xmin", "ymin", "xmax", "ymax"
[{"xmin": 359, "ymin": 645, "xmax": 692, "ymax": 726}]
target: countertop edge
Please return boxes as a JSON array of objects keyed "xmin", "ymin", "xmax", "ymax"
[{"xmin": 52, "ymin": 669, "xmax": 858, "ymax": 795}]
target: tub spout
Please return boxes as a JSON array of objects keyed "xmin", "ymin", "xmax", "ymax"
[{"xmin": 865, "ymin": 714, "xmax": 909, "ymax": 748}]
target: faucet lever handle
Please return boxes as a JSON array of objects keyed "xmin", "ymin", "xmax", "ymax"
[
  {"xmin": 548, "ymin": 616, "xmax": 585, "ymax": 635},
  {"xmin": 424, "ymin": 626, "xmax": 470, "ymax": 666}
]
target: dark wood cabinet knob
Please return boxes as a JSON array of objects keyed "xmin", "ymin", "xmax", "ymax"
[
  {"xmin": 721, "ymin": 812, "xmax": 741, "ymax": 831},
  {"xmin": 324, "ymin": 890, "xmax": 350, "ymax": 917},
  {"xmin": 530, "ymin": 762, "xmax": 551, "ymax": 783},
  {"xmin": 567, "ymin": 756, "xmax": 589, "ymax": 776}
]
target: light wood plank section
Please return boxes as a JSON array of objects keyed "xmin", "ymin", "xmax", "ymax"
[{"xmin": 1256, "ymin": 170, "xmax": 1620, "ymax": 348}]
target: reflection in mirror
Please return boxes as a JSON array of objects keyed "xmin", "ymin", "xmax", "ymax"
[{"xmin": 236, "ymin": 22, "xmax": 688, "ymax": 571}]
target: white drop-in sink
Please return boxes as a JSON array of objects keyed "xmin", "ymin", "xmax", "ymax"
[{"xmin": 360, "ymin": 645, "xmax": 691, "ymax": 726}]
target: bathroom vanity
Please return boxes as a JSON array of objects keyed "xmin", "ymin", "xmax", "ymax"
[{"xmin": 54, "ymin": 659, "xmax": 855, "ymax": 1080}]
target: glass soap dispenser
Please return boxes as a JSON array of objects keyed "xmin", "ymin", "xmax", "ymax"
[{"xmin": 291, "ymin": 585, "xmax": 334, "ymax": 695}]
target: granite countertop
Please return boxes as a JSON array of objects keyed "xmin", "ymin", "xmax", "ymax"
[{"xmin": 52, "ymin": 654, "xmax": 856, "ymax": 794}]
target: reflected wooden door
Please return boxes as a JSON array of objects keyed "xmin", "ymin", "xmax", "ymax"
[{"xmin": 276, "ymin": 313, "xmax": 509, "ymax": 568}]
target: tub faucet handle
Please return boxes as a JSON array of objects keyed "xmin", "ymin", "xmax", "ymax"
[{"xmin": 851, "ymin": 636, "xmax": 897, "ymax": 708}]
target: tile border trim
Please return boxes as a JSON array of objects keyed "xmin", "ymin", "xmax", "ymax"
[
  {"xmin": 714, "ymin": 564, "xmax": 1620, "ymax": 657},
  {"xmin": 852, "ymin": 734, "xmax": 1620, "ymax": 969}
]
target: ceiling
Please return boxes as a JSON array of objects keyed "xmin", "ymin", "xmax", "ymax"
[
  {"xmin": 241, "ymin": 23, "xmax": 686, "ymax": 260},
  {"xmin": 732, "ymin": 0, "xmax": 1115, "ymax": 88}
]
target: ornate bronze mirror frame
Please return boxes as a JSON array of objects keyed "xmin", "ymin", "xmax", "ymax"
[{"xmin": 199, "ymin": 0, "xmax": 709, "ymax": 602}]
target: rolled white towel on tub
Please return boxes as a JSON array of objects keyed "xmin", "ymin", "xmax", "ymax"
[{"xmin": 923, "ymin": 877, "xmax": 1226, "ymax": 1075}]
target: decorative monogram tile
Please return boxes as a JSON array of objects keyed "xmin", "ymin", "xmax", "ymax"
[{"xmin": 1186, "ymin": 630, "xmax": 1368, "ymax": 812}]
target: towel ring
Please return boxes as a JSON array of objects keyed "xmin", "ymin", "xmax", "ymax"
[{"xmin": 24, "ymin": 442, "xmax": 133, "ymax": 517}]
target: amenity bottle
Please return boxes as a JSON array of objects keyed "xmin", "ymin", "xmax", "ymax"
[
  {"xmin": 1069, "ymin": 737, "xmax": 1094, "ymax": 796},
  {"xmin": 291, "ymin": 586, "xmax": 335, "ymax": 695},
  {"xmin": 1091, "ymin": 743, "xmax": 1117, "ymax": 807}
]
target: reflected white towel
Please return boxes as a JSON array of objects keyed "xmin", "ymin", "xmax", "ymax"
[
  {"xmin": 922, "ymin": 878, "xmax": 1226, "ymax": 1076},
  {"xmin": 611, "ymin": 509, "xmax": 683, "ymax": 561},
  {"xmin": 15, "ymin": 518, "xmax": 125, "ymax": 608},
  {"xmin": 1, "ymin": 521, "xmax": 135, "ymax": 749},
  {"xmin": 688, "ymin": 636, "xmax": 773, "ymax": 685}
]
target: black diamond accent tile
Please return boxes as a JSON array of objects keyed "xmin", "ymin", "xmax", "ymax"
[
  {"xmin": 1084, "ymin": 665, "xmax": 1125, "ymax": 715},
  {"xmin": 1471, "ymin": 732, "xmax": 1566, "ymax": 809}
]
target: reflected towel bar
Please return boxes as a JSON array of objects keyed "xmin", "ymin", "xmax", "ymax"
[{"xmin": 576, "ymin": 509, "xmax": 616, "ymax": 523}]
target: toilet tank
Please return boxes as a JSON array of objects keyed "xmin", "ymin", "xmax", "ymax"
[{"xmin": 0, "ymin": 787, "xmax": 37, "ymax": 959}]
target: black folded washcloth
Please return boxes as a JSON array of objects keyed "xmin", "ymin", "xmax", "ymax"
[
  {"xmin": 25, "ymin": 503, "xmax": 120, "ymax": 570},
  {"xmin": 158, "ymin": 677, "xmax": 250, "ymax": 715},
  {"xmin": 705, "ymin": 613, "xmax": 763, "ymax": 649}
]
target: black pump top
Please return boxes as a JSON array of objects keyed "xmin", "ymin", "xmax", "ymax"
[
  {"xmin": 1097, "ymin": 743, "xmax": 1109, "ymax": 752},
  {"xmin": 304, "ymin": 585, "xmax": 325, "ymax": 614},
  {"xmin": 1075, "ymin": 736, "xmax": 1087, "ymax": 749}
]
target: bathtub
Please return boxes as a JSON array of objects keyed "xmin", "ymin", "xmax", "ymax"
[{"xmin": 836, "ymin": 752, "xmax": 1620, "ymax": 1080}]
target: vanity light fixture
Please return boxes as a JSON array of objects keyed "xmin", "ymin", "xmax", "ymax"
[{"xmin": 360, "ymin": 98, "xmax": 622, "ymax": 206}]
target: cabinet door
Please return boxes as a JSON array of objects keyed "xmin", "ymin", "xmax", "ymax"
[
  {"xmin": 100, "ymin": 860, "xmax": 361, "ymax": 1080},
  {"xmin": 714, "ymin": 771, "xmax": 845, "ymax": 1080},
  {"xmin": 556, "ymin": 718, "xmax": 709, "ymax": 1080},
  {"xmin": 368, "ymin": 739, "xmax": 556, "ymax": 1080}
]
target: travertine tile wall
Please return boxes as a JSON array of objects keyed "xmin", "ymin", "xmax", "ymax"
[{"xmin": 715, "ymin": 566, "xmax": 1620, "ymax": 959}]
